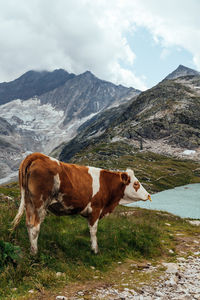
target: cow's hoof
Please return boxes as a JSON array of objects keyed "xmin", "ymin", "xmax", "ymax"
[
  {"xmin": 92, "ymin": 247, "xmax": 98, "ymax": 254},
  {"xmin": 30, "ymin": 247, "xmax": 38, "ymax": 256}
]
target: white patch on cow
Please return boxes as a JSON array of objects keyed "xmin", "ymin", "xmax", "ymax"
[
  {"xmin": 89, "ymin": 219, "xmax": 99, "ymax": 254},
  {"xmin": 81, "ymin": 202, "xmax": 93, "ymax": 216},
  {"xmin": 37, "ymin": 204, "xmax": 46, "ymax": 223},
  {"xmin": 88, "ymin": 167, "xmax": 101, "ymax": 197},
  {"xmin": 49, "ymin": 156, "xmax": 60, "ymax": 165},
  {"xmin": 126, "ymin": 168, "xmax": 134, "ymax": 176},
  {"xmin": 53, "ymin": 173, "xmax": 60, "ymax": 193},
  {"xmin": 58, "ymin": 193, "xmax": 64, "ymax": 202},
  {"xmin": 50, "ymin": 199, "xmax": 58, "ymax": 205},
  {"xmin": 62, "ymin": 204, "xmax": 74, "ymax": 211},
  {"xmin": 122, "ymin": 169, "xmax": 150, "ymax": 202}
]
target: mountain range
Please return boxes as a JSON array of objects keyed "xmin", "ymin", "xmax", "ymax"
[
  {"xmin": 0, "ymin": 64, "xmax": 200, "ymax": 183},
  {"xmin": 58, "ymin": 65, "xmax": 200, "ymax": 162},
  {"xmin": 0, "ymin": 69, "xmax": 139, "ymax": 182}
]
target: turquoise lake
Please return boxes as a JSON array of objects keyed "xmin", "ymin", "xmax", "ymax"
[{"xmin": 127, "ymin": 184, "xmax": 200, "ymax": 219}]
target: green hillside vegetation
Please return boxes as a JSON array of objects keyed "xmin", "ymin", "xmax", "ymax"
[
  {"xmin": 69, "ymin": 142, "xmax": 200, "ymax": 193},
  {"xmin": 0, "ymin": 150, "xmax": 200, "ymax": 299}
]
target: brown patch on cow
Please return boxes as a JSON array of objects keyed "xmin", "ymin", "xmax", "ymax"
[
  {"xmin": 97, "ymin": 170, "xmax": 127, "ymax": 220},
  {"xmin": 133, "ymin": 181, "xmax": 140, "ymax": 192},
  {"xmin": 120, "ymin": 172, "xmax": 130, "ymax": 185}
]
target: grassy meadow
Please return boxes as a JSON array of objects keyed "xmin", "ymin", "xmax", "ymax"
[{"xmin": 0, "ymin": 149, "xmax": 200, "ymax": 299}]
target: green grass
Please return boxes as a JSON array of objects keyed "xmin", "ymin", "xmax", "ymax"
[
  {"xmin": 0, "ymin": 186, "xmax": 199, "ymax": 299},
  {"xmin": 0, "ymin": 192, "xmax": 162, "ymax": 298}
]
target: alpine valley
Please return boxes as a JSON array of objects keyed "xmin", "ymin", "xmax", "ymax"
[{"xmin": 0, "ymin": 65, "xmax": 200, "ymax": 184}]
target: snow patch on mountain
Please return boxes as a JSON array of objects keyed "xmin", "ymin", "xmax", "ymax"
[
  {"xmin": 0, "ymin": 98, "xmax": 64, "ymax": 131},
  {"xmin": 0, "ymin": 97, "xmax": 99, "ymax": 154}
]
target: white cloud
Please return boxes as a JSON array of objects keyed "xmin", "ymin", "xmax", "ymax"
[
  {"xmin": 0, "ymin": 0, "xmax": 146, "ymax": 89},
  {"xmin": 0, "ymin": 0, "xmax": 199, "ymax": 90},
  {"xmin": 121, "ymin": 0, "xmax": 200, "ymax": 69}
]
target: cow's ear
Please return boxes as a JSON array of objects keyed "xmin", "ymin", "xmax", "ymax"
[{"xmin": 120, "ymin": 172, "xmax": 130, "ymax": 185}]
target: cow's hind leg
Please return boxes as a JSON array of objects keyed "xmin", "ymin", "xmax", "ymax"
[
  {"xmin": 26, "ymin": 201, "xmax": 46, "ymax": 255},
  {"xmin": 88, "ymin": 210, "xmax": 101, "ymax": 254},
  {"xmin": 89, "ymin": 219, "xmax": 99, "ymax": 254}
]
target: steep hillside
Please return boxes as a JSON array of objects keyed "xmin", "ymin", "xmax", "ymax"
[
  {"xmin": 114, "ymin": 76, "xmax": 200, "ymax": 149},
  {"xmin": 59, "ymin": 72, "xmax": 200, "ymax": 162}
]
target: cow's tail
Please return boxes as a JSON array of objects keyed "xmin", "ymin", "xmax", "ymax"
[
  {"xmin": 11, "ymin": 154, "xmax": 33, "ymax": 231},
  {"xmin": 11, "ymin": 187, "xmax": 25, "ymax": 231}
]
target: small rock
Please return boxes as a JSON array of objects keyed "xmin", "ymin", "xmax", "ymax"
[
  {"xmin": 56, "ymin": 272, "xmax": 64, "ymax": 277},
  {"xmin": 28, "ymin": 290, "xmax": 34, "ymax": 294},
  {"xmin": 165, "ymin": 223, "xmax": 171, "ymax": 226},
  {"xmin": 130, "ymin": 263, "xmax": 137, "ymax": 267},
  {"xmin": 77, "ymin": 291, "xmax": 84, "ymax": 296},
  {"xmin": 169, "ymin": 249, "xmax": 174, "ymax": 254},
  {"xmin": 56, "ymin": 296, "xmax": 67, "ymax": 300},
  {"xmin": 162, "ymin": 262, "xmax": 178, "ymax": 273},
  {"xmin": 165, "ymin": 275, "xmax": 178, "ymax": 287},
  {"xmin": 90, "ymin": 266, "xmax": 95, "ymax": 269},
  {"xmin": 177, "ymin": 257, "xmax": 186, "ymax": 262},
  {"xmin": 187, "ymin": 220, "xmax": 200, "ymax": 226},
  {"xmin": 155, "ymin": 291, "xmax": 164, "ymax": 297}
]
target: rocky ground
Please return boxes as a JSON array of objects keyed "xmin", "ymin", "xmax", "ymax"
[
  {"xmin": 26, "ymin": 227, "xmax": 200, "ymax": 300},
  {"xmin": 86, "ymin": 255, "xmax": 200, "ymax": 300},
  {"xmin": 53, "ymin": 255, "xmax": 200, "ymax": 300}
]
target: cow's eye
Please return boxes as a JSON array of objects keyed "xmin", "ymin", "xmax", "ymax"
[{"xmin": 133, "ymin": 181, "xmax": 140, "ymax": 192}]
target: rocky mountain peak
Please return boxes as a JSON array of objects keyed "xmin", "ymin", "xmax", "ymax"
[
  {"xmin": 82, "ymin": 70, "xmax": 94, "ymax": 77},
  {"xmin": 164, "ymin": 64, "xmax": 200, "ymax": 80},
  {"xmin": 0, "ymin": 69, "xmax": 75, "ymax": 105}
]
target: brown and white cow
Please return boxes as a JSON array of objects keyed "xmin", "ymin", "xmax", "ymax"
[{"xmin": 12, "ymin": 152, "xmax": 151, "ymax": 255}]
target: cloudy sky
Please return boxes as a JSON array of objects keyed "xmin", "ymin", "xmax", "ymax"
[{"xmin": 0, "ymin": 0, "xmax": 199, "ymax": 90}]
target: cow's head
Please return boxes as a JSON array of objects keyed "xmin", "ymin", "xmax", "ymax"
[{"xmin": 120, "ymin": 169, "xmax": 151, "ymax": 202}]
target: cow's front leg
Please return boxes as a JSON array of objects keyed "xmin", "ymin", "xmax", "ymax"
[{"xmin": 88, "ymin": 217, "xmax": 99, "ymax": 254}]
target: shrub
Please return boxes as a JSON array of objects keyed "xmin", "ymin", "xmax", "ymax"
[{"xmin": 0, "ymin": 240, "xmax": 22, "ymax": 270}]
